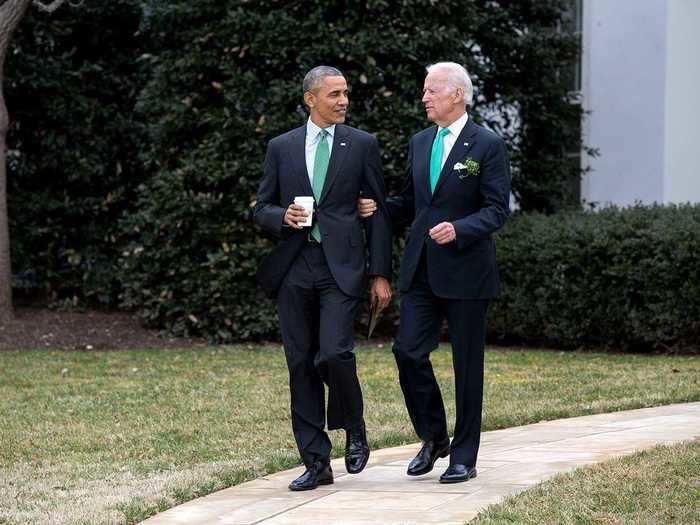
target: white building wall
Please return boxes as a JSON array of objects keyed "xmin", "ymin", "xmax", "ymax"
[
  {"xmin": 581, "ymin": 0, "xmax": 667, "ymax": 207},
  {"xmin": 663, "ymin": 0, "xmax": 700, "ymax": 204}
]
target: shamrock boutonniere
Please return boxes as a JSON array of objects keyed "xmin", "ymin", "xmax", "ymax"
[{"xmin": 453, "ymin": 157, "xmax": 480, "ymax": 179}]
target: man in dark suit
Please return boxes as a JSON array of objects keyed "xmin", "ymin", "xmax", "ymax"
[
  {"xmin": 360, "ymin": 61, "xmax": 510, "ymax": 483},
  {"xmin": 253, "ymin": 66, "xmax": 392, "ymax": 491}
]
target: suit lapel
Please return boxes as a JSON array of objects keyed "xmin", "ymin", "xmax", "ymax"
[
  {"xmin": 288, "ymin": 126, "xmax": 314, "ymax": 196},
  {"xmin": 319, "ymin": 125, "xmax": 350, "ymax": 203},
  {"xmin": 431, "ymin": 119, "xmax": 479, "ymax": 200}
]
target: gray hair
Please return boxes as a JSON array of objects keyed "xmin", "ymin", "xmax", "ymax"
[
  {"xmin": 426, "ymin": 62, "xmax": 473, "ymax": 107},
  {"xmin": 303, "ymin": 65, "xmax": 345, "ymax": 93}
]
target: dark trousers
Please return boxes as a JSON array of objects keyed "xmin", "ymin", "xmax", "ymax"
[
  {"xmin": 393, "ymin": 251, "xmax": 488, "ymax": 467},
  {"xmin": 277, "ymin": 242, "xmax": 363, "ymax": 467}
]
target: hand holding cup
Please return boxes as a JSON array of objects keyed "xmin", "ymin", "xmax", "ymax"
[{"xmin": 285, "ymin": 196, "xmax": 314, "ymax": 229}]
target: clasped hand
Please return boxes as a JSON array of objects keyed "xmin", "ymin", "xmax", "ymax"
[{"xmin": 358, "ymin": 198, "xmax": 456, "ymax": 244}]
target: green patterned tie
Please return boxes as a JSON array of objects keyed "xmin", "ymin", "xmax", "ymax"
[
  {"xmin": 429, "ymin": 127, "xmax": 451, "ymax": 194},
  {"xmin": 311, "ymin": 129, "xmax": 330, "ymax": 242}
]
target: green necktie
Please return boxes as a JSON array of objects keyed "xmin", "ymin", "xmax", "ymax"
[
  {"xmin": 429, "ymin": 127, "xmax": 451, "ymax": 193},
  {"xmin": 311, "ymin": 129, "xmax": 330, "ymax": 242}
]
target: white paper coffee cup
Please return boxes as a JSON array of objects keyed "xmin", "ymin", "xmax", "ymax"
[{"xmin": 293, "ymin": 196, "xmax": 314, "ymax": 227}]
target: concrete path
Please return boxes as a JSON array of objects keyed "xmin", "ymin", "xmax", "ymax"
[{"xmin": 142, "ymin": 402, "xmax": 700, "ymax": 525}]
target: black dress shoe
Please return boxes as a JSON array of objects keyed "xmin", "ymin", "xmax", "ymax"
[
  {"xmin": 407, "ymin": 438, "xmax": 450, "ymax": 476},
  {"xmin": 345, "ymin": 425, "xmax": 370, "ymax": 474},
  {"xmin": 439, "ymin": 464, "xmax": 477, "ymax": 484},
  {"xmin": 288, "ymin": 461, "xmax": 333, "ymax": 491}
]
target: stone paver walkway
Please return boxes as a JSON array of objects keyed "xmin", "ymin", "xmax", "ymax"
[{"xmin": 143, "ymin": 402, "xmax": 700, "ymax": 525}]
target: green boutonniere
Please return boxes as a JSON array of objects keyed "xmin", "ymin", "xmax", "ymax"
[{"xmin": 453, "ymin": 157, "xmax": 480, "ymax": 178}]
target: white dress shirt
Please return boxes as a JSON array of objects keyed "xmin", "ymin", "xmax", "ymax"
[
  {"xmin": 437, "ymin": 112, "xmax": 469, "ymax": 170},
  {"xmin": 305, "ymin": 119, "xmax": 335, "ymax": 187}
]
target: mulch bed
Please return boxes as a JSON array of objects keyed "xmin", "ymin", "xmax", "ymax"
[{"xmin": 0, "ymin": 308, "xmax": 207, "ymax": 351}]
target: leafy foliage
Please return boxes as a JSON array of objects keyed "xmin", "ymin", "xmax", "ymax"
[
  {"xmin": 118, "ymin": 0, "xmax": 583, "ymax": 340},
  {"xmin": 491, "ymin": 205, "xmax": 700, "ymax": 352},
  {"xmin": 8, "ymin": 1, "xmax": 586, "ymax": 342},
  {"xmin": 6, "ymin": 0, "xmax": 147, "ymax": 304}
]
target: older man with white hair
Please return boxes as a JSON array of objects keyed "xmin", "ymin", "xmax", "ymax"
[{"xmin": 361, "ymin": 61, "xmax": 511, "ymax": 483}]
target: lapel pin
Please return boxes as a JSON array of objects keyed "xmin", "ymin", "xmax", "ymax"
[
  {"xmin": 464, "ymin": 142, "xmax": 469, "ymax": 146},
  {"xmin": 340, "ymin": 142, "xmax": 347, "ymax": 146}
]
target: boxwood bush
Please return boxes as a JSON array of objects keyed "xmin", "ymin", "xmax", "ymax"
[
  {"xmin": 122, "ymin": 198, "xmax": 700, "ymax": 352},
  {"xmin": 490, "ymin": 205, "xmax": 700, "ymax": 352}
]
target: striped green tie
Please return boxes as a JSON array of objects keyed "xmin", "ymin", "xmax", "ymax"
[
  {"xmin": 311, "ymin": 129, "xmax": 330, "ymax": 242},
  {"xmin": 430, "ymin": 127, "xmax": 450, "ymax": 193}
]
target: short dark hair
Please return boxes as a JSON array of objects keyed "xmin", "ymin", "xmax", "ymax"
[{"xmin": 303, "ymin": 65, "xmax": 344, "ymax": 93}]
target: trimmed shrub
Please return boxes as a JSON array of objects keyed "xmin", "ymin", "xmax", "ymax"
[{"xmin": 490, "ymin": 205, "xmax": 700, "ymax": 352}]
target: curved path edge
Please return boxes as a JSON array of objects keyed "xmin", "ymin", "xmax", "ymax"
[{"xmin": 142, "ymin": 402, "xmax": 700, "ymax": 525}]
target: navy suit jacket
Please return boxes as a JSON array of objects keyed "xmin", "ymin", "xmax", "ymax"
[
  {"xmin": 254, "ymin": 124, "xmax": 392, "ymax": 298},
  {"xmin": 387, "ymin": 118, "xmax": 511, "ymax": 299}
]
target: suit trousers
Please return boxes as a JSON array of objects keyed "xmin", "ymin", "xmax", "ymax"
[
  {"xmin": 393, "ymin": 249, "xmax": 488, "ymax": 467},
  {"xmin": 277, "ymin": 242, "xmax": 364, "ymax": 467}
]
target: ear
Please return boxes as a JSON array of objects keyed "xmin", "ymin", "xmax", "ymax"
[
  {"xmin": 453, "ymin": 87, "xmax": 464, "ymax": 105},
  {"xmin": 304, "ymin": 91, "xmax": 315, "ymax": 109}
]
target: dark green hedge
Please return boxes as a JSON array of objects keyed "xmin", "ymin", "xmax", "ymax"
[
  {"xmin": 116, "ymin": 0, "xmax": 581, "ymax": 341},
  {"xmin": 6, "ymin": 0, "xmax": 147, "ymax": 304},
  {"xmin": 8, "ymin": 2, "xmax": 694, "ymax": 353},
  {"xmin": 7, "ymin": 0, "xmax": 581, "ymax": 310},
  {"xmin": 490, "ymin": 205, "xmax": 700, "ymax": 352},
  {"xmin": 16, "ymin": 1, "xmax": 659, "ymax": 351}
]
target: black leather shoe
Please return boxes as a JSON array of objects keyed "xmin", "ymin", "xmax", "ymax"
[
  {"xmin": 407, "ymin": 438, "xmax": 450, "ymax": 476},
  {"xmin": 288, "ymin": 461, "xmax": 333, "ymax": 491},
  {"xmin": 345, "ymin": 425, "xmax": 370, "ymax": 474},
  {"xmin": 439, "ymin": 464, "xmax": 477, "ymax": 484}
]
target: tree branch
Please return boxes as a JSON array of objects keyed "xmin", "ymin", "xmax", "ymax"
[
  {"xmin": 32, "ymin": 0, "xmax": 70, "ymax": 13},
  {"xmin": 0, "ymin": 0, "xmax": 30, "ymax": 21},
  {"xmin": 0, "ymin": 0, "xmax": 31, "ymax": 39}
]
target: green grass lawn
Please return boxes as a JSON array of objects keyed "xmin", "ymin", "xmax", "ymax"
[
  {"xmin": 0, "ymin": 345, "xmax": 698, "ymax": 524},
  {"xmin": 473, "ymin": 439, "xmax": 700, "ymax": 525}
]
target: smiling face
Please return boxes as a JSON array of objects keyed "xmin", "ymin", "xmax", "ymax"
[
  {"xmin": 422, "ymin": 68, "xmax": 465, "ymax": 127},
  {"xmin": 304, "ymin": 75, "xmax": 349, "ymax": 128}
]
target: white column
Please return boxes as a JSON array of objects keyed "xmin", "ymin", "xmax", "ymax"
[
  {"xmin": 581, "ymin": 0, "xmax": 667, "ymax": 207},
  {"xmin": 663, "ymin": 0, "xmax": 700, "ymax": 204}
]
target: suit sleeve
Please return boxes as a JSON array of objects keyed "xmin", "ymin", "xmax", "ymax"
[
  {"xmin": 362, "ymin": 137, "xmax": 392, "ymax": 279},
  {"xmin": 452, "ymin": 137, "xmax": 511, "ymax": 249},
  {"xmin": 253, "ymin": 140, "xmax": 287, "ymax": 236},
  {"xmin": 386, "ymin": 138, "xmax": 416, "ymax": 230}
]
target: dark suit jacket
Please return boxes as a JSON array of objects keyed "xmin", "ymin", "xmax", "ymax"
[
  {"xmin": 254, "ymin": 123, "xmax": 392, "ymax": 298},
  {"xmin": 387, "ymin": 118, "xmax": 510, "ymax": 299}
]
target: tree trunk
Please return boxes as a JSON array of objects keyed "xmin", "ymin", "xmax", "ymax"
[{"xmin": 0, "ymin": 0, "xmax": 32, "ymax": 322}]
